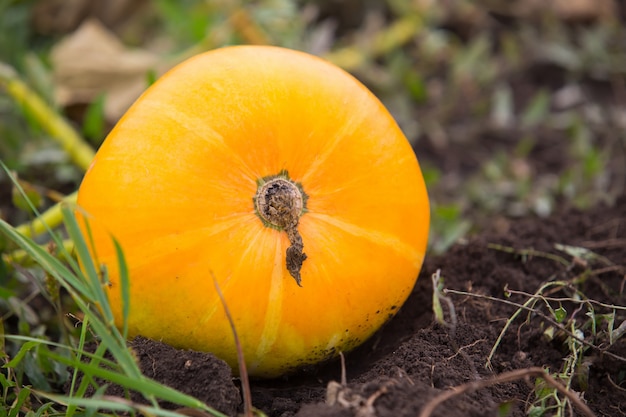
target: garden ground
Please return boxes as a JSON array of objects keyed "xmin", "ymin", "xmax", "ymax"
[{"xmin": 101, "ymin": 196, "xmax": 625, "ymax": 417}]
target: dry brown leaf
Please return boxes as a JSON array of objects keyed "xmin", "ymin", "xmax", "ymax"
[
  {"xmin": 475, "ymin": 0, "xmax": 616, "ymax": 21},
  {"xmin": 550, "ymin": 0, "xmax": 616, "ymax": 21},
  {"xmin": 51, "ymin": 19, "xmax": 164, "ymax": 122},
  {"xmin": 32, "ymin": 0, "xmax": 148, "ymax": 35}
]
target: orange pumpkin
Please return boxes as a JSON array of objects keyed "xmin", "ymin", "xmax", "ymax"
[{"xmin": 76, "ymin": 45, "xmax": 429, "ymax": 377}]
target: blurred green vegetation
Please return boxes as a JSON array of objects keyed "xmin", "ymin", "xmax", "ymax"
[
  {"xmin": 1, "ymin": 0, "xmax": 625, "ymax": 414},
  {"xmin": 2, "ymin": 0, "xmax": 625, "ymax": 248}
]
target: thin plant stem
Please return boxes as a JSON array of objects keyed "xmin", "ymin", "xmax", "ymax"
[
  {"xmin": 418, "ymin": 367, "xmax": 596, "ymax": 417},
  {"xmin": 444, "ymin": 287, "xmax": 626, "ymax": 364},
  {"xmin": 2, "ymin": 238, "xmax": 74, "ymax": 266},
  {"xmin": 324, "ymin": 14, "xmax": 424, "ymax": 70},
  {"xmin": 1, "ymin": 62, "xmax": 93, "ymax": 237},
  {"xmin": 13, "ymin": 191, "xmax": 78, "ymax": 238},
  {"xmin": 212, "ymin": 273, "xmax": 254, "ymax": 417}
]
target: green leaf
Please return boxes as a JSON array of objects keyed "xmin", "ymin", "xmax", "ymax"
[
  {"xmin": 0, "ymin": 286, "xmax": 15, "ymax": 299},
  {"xmin": 404, "ymin": 70, "xmax": 426, "ymax": 103},
  {"xmin": 8, "ymin": 385, "xmax": 32, "ymax": 417},
  {"xmin": 22, "ymin": 349, "xmax": 52, "ymax": 391},
  {"xmin": 553, "ymin": 306, "xmax": 567, "ymax": 323},
  {"xmin": 521, "ymin": 90, "xmax": 550, "ymax": 128},
  {"xmin": 497, "ymin": 401, "xmax": 513, "ymax": 417},
  {"xmin": 82, "ymin": 94, "xmax": 106, "ymax": 143},
  {"xmin": 11, "ymin": 183, "xmax": 43, "ymax": 213},
  {"xmin": 533, "ymin": 377, "xmax": 552, "ymax": 400},
  {"xmin": 0, "ymin": 372, "xmax": 16, "ymax": 389},
  {"xmin": 582, "ymin": 147, "xmax": 603, "ymax": 180},
  {"xmin": 528, "ymin": 405, "xmax": 546, "ymax": 417},
  {"xmin": 4, "ymin": 340, "xmax": 38, "ymax": 368},
  {"xmin": 421, "ymin": 166, "xmax": 441, "ymax": 187},
  {"xmin": 113, "ymin": 238, "xmax": 130, "ymax": 340},
  {"xmin": 554, "ymin": 243, "xmax": 611, "ymax": 265},
  {"xmin": 611, "ymin": 319, "xmax": 626, "ymax": 345},
  {"xmin": 32, "ymin": 402, "xmax": 56, "ymax": 417},
  {"xmin": 61, "ymin": 206, "xmax": 109, "ymax": 319},
  {"xmin": 146, "ymin": 68, "xmax": 158, "ymax": 87}
]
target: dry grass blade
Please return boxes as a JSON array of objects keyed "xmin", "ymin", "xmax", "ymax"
[
  {"xmin": 444, "ymin": 288, "xmax": 626, "ymax": 364},
  {"xmin": 212, "ymin": 273, "xmax": 253, "ymax": 417},
  {"xmin": 418, "ymin": 367, "xmax": 596, "ymax": 417}
]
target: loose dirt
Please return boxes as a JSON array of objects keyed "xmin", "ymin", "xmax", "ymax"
[{"xmin": 120, "ymin": 196, "xmax": 625, "ymax": 417}]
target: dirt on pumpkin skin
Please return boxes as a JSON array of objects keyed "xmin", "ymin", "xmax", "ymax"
[{"xmin": 115, "ymin": 197, "xmax": 626, "ymax": 417}]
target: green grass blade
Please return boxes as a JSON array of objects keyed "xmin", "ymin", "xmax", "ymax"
[
  {"xmin": 43, "ymin": 351, "xmax": 226, "ymax": 416},
  {"xmin": 112, "ymin": 238, "xmax": 130, "ymax": 340},
  {"xmin": 8, "ymin": 386, "xmax": 31, "ymax": 417},
  {"xmin": 1, "ymin": 215, "xmax": 143, "ymax": 381},
  {"xmin": 0, "ymin": 218, "xmax": 93, "ymax": 299},
  {"xmin": 35, "ymin": 392, "xmax": 224, "ymax": 417},
  {"xmin": 60, "ymin": 205, "xmax": 110, "ymax": 320}
]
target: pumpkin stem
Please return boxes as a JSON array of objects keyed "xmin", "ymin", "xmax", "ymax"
[
  {"xmin": 285, "ymin": 225, "xmax": 306, "ymax": 286},
  {"xmin": 254, "ymin": 174, "xmax": 307, "ymax": 286}
]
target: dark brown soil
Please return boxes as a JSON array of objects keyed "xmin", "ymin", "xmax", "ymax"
[{"xmin": 120, "ymin": 196, "xmax": 625, "ymax": 417}]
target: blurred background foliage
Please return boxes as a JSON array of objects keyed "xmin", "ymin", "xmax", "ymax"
[{"xmin": 1, "ymin": 0, "xmax": 624, "ymax": 255}]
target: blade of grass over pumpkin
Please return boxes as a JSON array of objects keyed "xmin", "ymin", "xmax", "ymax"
[
  {"xmin": 59, "ymin": 207, "xmax": 145, "ymax": 380},
  {"xmin": 213, "ymin": 273, "xmax": 253, "ymax": 417},
  {"xmin": 60, "ymin": 207, "xmax": 134, "ymax": 372},
  {"xmin": 61, "ymin": 205, "xmax": 112, "ymax": 321},
  {"xmin": 1, "ymin": 219, "xmax": 124, "ymax": 360},
  {"xmin": 112, "ymin": 238, "xmax": 131, "ymax": 340},
  {"xmin": 0, "ymin": 199, "xmax": 142, "ymax": 382}
]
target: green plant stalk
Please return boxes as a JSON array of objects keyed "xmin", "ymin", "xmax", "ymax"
[
  {"xmin": 484, "ymin": 280, "xmax": 574, "ymax": 369},
  {"xmin": 2, "ymin": 63, "xmax": 93, "ymax": 237},
  {"xmin": 5, "ymin": 162, "xmax": 78, "ymax": 262},
  {"xmin": 213, "ymin": 274, "xmax": 255, "ymax": 417},
  {"xmin": 0, "ymin": 63, "xmax": 95, "ymax": 171},
  {"xmin": 12, "ymin": 191, "xmax": 77, "ymax": 240},
  {"xmin": 324, "ymin": 14, "xmax": 424, "ymax": 71},
  {"xmin": 1, "ymin": 214, "xmax": 225, "ymax": 416},
  {"xmin": 2, "ymin": 238, "xmax": 74, "ymax": 266}
]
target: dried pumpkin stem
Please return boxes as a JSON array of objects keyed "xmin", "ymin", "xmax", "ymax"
[
  {"xmin": 285, "ymin": 225, "xmax": 306, "ymax": 286},
  {"xmin": 255, "ymin": 174, "xmax": 307, "ymax": 286}
]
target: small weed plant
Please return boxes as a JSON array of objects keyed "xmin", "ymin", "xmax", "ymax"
[{"xmin": 431, "ymin": 242, "xmax": 625, "ymax": 417}]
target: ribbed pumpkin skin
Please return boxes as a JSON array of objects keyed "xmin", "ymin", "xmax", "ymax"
[{"xmin": 76, "ymin": 45, "xmax": 429, "ymax": 377}]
